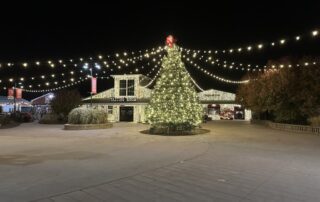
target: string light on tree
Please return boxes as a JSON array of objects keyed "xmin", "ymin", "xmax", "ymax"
[{"xmin": 145, "ymin": 35, "xmax": 203, "ymax": 133}]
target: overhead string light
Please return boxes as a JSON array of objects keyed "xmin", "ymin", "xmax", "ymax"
[
  {"xmin": 181, "ymin": 54, "xmax": 262, "ymax": 72},
  {"xmin": 141, "ymin": 66, "xmax": 163, "ymax": 88},
  {"xmin": 184, "ymin": 58, "xmax": 249, "ymax": 84},
  {"xmin": 21, "ymin": 65, "xmax": 163, "ymax": 93},
  {"xmin": 185, "ymin": 69, "xmax": 205, "ymax": 92},
  {"xmin": 21, "ymin": 63, "xmax": 163, "ymax": 93},
  {"xmin": 1, "ymin": 68, "xmax": 88, "ymax": 83},
  {"xmin": 180, "ymin": 28, "xmax": 319, "ymax": 54},
  {"xmin": 23, "ymin": 77, "xmax": 89, "ymax": 93},
  {"xmin": 106, "ymin": 50, "xmax": 164, "ymax": 71},
  {"xmin": 1, "ymin": 55, "xmax": 166, "ymax": 92},
  {"xmin": 0, "ymin": 46, "xmax": 165, "ymax": 69},
  {"xmin": 182, "ymin": 50, "xmax": 319, "ymax": 72},
  {"xmin": 1, "ymin": 75, "xmax": 88, "ymax": 91},
  {"xmin": 0, "ymin": 53, "xmax": 165, "ymax": 84}
]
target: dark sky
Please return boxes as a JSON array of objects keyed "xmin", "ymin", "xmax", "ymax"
[{"xmin": 0, "ymin": 1, "xmax": 320, "ymax": 99}]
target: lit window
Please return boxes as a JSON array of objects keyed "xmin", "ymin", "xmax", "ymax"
[
  {"xmin": 119, "ymin": 80, "xmax": 127, "ymax": 96},
  {"xmin": 119, "ymin": 79, "xmax": 135, "ymax": 96},
  {"xmin": 107, "ymin": 106, "xmax": 113, "ymax": 114},
  {"xmin": 127, "ymin": 80, "xmax": 135, "ymax": 96}
]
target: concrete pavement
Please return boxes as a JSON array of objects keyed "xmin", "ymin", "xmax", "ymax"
[{"xmin": 0, "ymin": 121, "xmax": 320, "ymax": 202}]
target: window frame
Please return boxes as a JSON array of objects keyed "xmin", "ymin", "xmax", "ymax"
[
  {"xmin": 107, "ymin": 106, "xmax": 113, "ymax": 114},
  {"xmin": 119, "ymin": 79, "xmax": 135, "ymax": 96}
]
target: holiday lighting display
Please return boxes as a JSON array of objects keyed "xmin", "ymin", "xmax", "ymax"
[
  {"xmin": 0, "ymin": 52, "xmax": 164, "ymax": 92},
  {"xmin": 145, "ymin": 40, "xmax": 203, "ymax": 132},
  {"xmin": 0, "ymin": 46, "xmax": 165, "ymax": 69},
  {"xmin": 182, "ymin": 52, "xmax": 319, "ymax": 72},
  {"xmin": 180, "ymin": 28, "xmax": 319, "ymax": 54},
  {"xmin": 0, "ymin": 27, "xmax": 319, "ymax": 93},
  {"xmin": 184, "ymin": 58, "xmax": 249, "ymax": 84}
]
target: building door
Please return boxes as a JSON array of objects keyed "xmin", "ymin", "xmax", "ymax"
[
  {"xmin": 234, "ymin": 106, "xmax": 245, "ymax": 120},
  {"xmin": 119, "ymin": 106, "xmax": 134, "ymax": 122}
]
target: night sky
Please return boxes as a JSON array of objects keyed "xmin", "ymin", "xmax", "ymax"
[{"xmin": 0, "ymin": 1, "xmax": 320, "ymax": 99}]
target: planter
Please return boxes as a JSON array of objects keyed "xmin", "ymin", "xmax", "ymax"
[
  {"xmin": 141, "ymin": 128, "xmax": 210, "ymax": 136},
  {"xmin": 64, "ymin": 123, "xmax": 113, "ymax": 130}
]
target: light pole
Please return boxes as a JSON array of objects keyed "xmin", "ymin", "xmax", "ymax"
[
  {"xmin": 13, "ymin": 81, "xmax": 23, "ymax": 115},
  {"xmin": 83, "ymin": 62, "xmax": 101, "ymax": 107},
  {"xmin": 13, "ymin": 82, "xmax": 16, "ymax": 114}
]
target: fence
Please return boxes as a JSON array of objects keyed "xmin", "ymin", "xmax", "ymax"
[{"xmin": 251, "ymin": 120, "xmax": 320, "ymax": 135}]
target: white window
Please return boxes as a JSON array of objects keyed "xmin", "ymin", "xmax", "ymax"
[
  {"xmin": 107, "ymin": 106, "xmax": 113, "ymax": 114},
  {"xmin": 119, "ymin": 79, "xmax": 135, "ymax": 96}
]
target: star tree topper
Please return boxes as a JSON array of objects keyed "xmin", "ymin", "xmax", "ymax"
[{"xmin": 166, "ymin": 35, "xmax": 176, "ymax": 48}]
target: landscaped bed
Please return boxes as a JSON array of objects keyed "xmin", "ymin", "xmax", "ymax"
[
  {"xmin": 64, "ymin": 123, "xmax": 113, "ymax": 130},
  {"xmin": 0, "ymin": 115, "xmax": 21, "ymax": 129},
  {"xmin": 141, "ymin": 127, "xmax": 210, "ymax": 136}
]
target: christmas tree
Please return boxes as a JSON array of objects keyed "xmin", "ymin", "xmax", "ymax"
[{"xmin": 145, "ymin": 35, "xmax": 203, "ymax": 134}]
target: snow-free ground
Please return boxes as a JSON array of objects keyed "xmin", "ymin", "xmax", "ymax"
[{"xmin": 0, "ymin": 121, "xmax": 320, "ymax": 202}]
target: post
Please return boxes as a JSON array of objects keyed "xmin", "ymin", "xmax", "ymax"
[
  {"xmin": 13, "ymin": 82, "xmax": 16, "ymax": 114},
  {"xmin": 91, "ymin": 93, "xmax": 93, "ymax": 107},
  {"xmin": 90, "ymin": 68, "xmax": 93, "ymax": 107}
]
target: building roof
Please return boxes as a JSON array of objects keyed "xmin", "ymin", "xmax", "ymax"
[
  {"xmin": 30, "ymin": 93, "xmax": 54, "ymax": 105},
  {"xmin": 0, "ymin": 96, "xmax": 30, "ymax": 104},
  {"xmin": 30, "ymin": 93, "xmax": 53, "ymax": 102},
  {"xmin": 111, "ymin": 74, "xmax": 142, "ymax": 77}
]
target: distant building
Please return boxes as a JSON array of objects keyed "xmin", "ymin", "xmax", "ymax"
[
  {"xmin": 31, "ymin": 93, "xmax": 55, "ymax": 114},
  {"xmin": 31, "ymin": 93, "xmax": 55, "ymax": 106},
  {"xmin": 83, "ymin": 74, "xmax": 252, "ymax": 122},
  {"xmin": 83, "ymin": 75, "xmax": 151, "ymax": 122},
  {"xmin": 0, "ymin": 96, "xmax": 32, "ymax": 113}
]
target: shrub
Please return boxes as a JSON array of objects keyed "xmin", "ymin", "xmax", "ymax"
[
  {"xmin": 308, "ymin": 116, "xmax": 320, "ymax": 127},
  {"xmin": 0, "ymin": 116, "xmax": 11, "ymax": 126},
  {"xmin": 12, "ymin": 112, "xmax": 33, "ymax": 122},
  {"xmin": 68, "ymin": 107, "xmax": 108, "ymax": 124},
  {"xmin": 51, "ymin": 90, "xmax": 82, "ymax": 119},
  {"xmin": 39, "ymin": 113, "xmax": 66, "ymax": 124}
]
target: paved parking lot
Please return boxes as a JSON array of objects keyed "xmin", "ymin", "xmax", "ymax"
[{"xmin": 0, "ymin": 121, "xmax": 320, "ymax": 202}]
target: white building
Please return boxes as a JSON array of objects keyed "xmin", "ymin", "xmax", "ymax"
[
  {"xmin": 83, "ymin": 74, "xmax": 251, "ymax": 122},
  {"xmin": 0, "ymin": 96, "xmax": 32, "ymax": 113}
]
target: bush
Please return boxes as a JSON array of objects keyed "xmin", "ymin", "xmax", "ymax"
[
  {"xmin": 68, "ymin": 107, "xmax": 108, "ymax": 124},
  {"xmin": 0, "ymin": 116, "xmax": 11, "ymax": 126},
  {"xmin": 39, "ymin": 113, "xmax": 66, "ymax": 124},
  {"xmin": 12, "ymin": 112, "xmax": 33, "ymax": 122},
  {"xmin": 308, "ymin": 116, "xmax": 320, "ymax": 127},
  {"xmin": 51, "ymin": 90, "xmax": 82, "ymax": 119}
]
